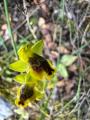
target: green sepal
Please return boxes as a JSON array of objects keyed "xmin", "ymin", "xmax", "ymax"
[
  {"xmin": 31, "ymin": 40, "xmax": 44, "ymax": 56},
  {"xmin": 9, "ymin": 60, "xmax": 28, "ymax": 72},
  {"xmin": 25, "ymin": 72, "xmax": 38, "ymax": 85},
  {"xmin": 14, "ymin": 74, "xmax": 26, "ymax": 84}
]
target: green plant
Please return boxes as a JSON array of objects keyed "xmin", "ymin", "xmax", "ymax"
[
  {"xmin": 9, "ymin": 40, "xmax": 56, "ymax": 108},
  {"xmin": 57, "ymin": 54, "xmax": 77, "ymax": 78}
]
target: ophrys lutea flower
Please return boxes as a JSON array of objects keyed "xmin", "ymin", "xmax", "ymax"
[
  {"xmin": 9, "ymin": 40, "xmax": 56, "ymax": 108},
  {"xmin": 10, "ymin": 40, "xmax": 56, "ymax": 80},
  {"xmin": 15, "ymin": 84, "xmax": 44, "ymax": 108}
]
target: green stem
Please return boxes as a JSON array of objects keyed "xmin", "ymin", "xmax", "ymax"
[
  {"xmin": 62, "ymin": 0, "xmax": 65, "ymax": 21},
  {"xmin": 3, "ymin": 0, "xmax": 18, "ymax": 58},
  {"xmin": 39, "ymin": 76, "xmax": 58, "ymax": 120}
]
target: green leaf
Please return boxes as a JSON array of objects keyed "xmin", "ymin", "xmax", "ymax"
[
  {"xmin": 9, "ymin": 60, "xmax": 28, "ymax": 72},
  {"xmin": 14, "ymin": 74, "xmax": 26, "ymax": 84},
  {"xmin": 31, "ymin": 40, "xmax": 44, "ymax": 56},
  {"xmin": 61, "ymin": 55, "xmax": 77, "ymax": 66},
  {"xmin": 58, "ymin": 64, "xmax": 68, "ymax": 78}
]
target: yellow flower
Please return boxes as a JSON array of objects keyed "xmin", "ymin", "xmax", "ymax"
[
  {"xmin": 10, "ymin": 40, "xmax": 56, "ymax": 80},
  {"xmin": 15, "ymin": 84, "xmax": 44, "ymax": 108}
]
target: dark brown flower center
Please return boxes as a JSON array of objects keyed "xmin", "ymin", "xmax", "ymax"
[
  {"xmin": 18, "ymin": 85, "xmax": 34, "ymax": 105},
  {"xmin": 29, "ymin": 53, "xmax": 54, "ymax": 75}
]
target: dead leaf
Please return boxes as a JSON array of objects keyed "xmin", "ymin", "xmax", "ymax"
[{"xmin": 69, "ymin": 64, "xmax": 77, "ymax": 72}]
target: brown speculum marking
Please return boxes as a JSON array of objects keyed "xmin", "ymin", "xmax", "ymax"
[
  {"xmin": 29, "ymin": 53, "xmax": 54, "ymax": 75},
  {"xmin": 19, "ymin": 85, "xmax": 34, "ymax": 105}
]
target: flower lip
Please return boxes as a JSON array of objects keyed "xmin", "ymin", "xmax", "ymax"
[
  {"xmin": 18, "ymin": 85, "xmax": 34, "ymax": 106},
  {"xmin": 18, "ymin": 100, "xmax": 24, "ymax": 106},
  {"xmin": 15, "ymin": 84, "xmax": 44, "ymax": 108},
  {"xmin": 29, "ymin": 53, "xmax": 55, "ymax": 75}
]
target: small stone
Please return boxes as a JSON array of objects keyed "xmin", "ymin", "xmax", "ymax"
[
  {"xmin": 38, "ymin": 17, "xmax": 45, "ymax": 27},
  {"xmin": 1, "ymin": 24, "xmax": 7, "ymax": 31},
  {"xmin": 48, "ymin": 42, "xmax": 57, "ymax": 49},
  {"xmin": 51, "ymin": 51, "xmax": 59, "ymax": 59}
]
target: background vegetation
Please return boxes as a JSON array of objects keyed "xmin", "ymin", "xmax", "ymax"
[{"xmin": 0, "ymin": 0, "xmax": 90, "ymax": 120}]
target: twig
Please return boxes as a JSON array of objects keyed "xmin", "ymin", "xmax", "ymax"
[
  {"xmin": 13, "ymin": 6, "xmax": 39, "ymax": 33},
  {"xmin": 23, "ymin": 0, "xmax": 37, "ymax": 40},
  {"xmin": 81, "ymin": 23, "xmax": 90, "ymax": 44}
]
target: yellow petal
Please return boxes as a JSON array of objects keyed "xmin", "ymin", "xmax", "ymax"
[
  {"xmin": 15, "ymin": 97, "xmax": 30, "ymax": 108},
  {"xmin": 18, "ymin": 43, "xmax": 33, "ymax": 62},
  {"xmin": 29, "ymin": 67, "xmax": 45, "ymax": 80},
  {"xmin": 45, "ymin": 60, "xmax": 56, "ymax": 80}
]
